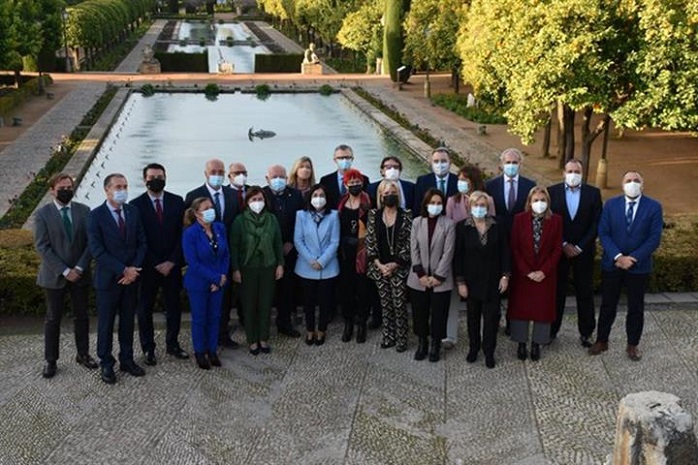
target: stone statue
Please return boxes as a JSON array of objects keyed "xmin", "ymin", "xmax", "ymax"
[
  {"xmin": 139, "ymin": 44, "xmax": 161, "ymax": 74},
  {"xmin": 142, "ymin": 45, "xmax": 156, "ymax": 64},
  {"xmin": 302, "ymin": 43, "xmax": 320, "ymax": 64}
]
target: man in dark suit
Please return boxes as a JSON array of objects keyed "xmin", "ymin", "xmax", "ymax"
[
  {"xmin": 319, "ymin": 144, "xmax": 369, "ymax": 209},
  {"xmin": 34, "ymin": 173, "xmax": 97, "ymax": 378},
  {"xmin": 131, "ymin": 163, "xmax": 188, "ymax": 366},
  {"xmin": 88, "ymin": 173, "xmax": 147, "ymax": 384},
  {"xmin": 589, "ymin": 171, "xmax": 663, "ymax": 361},
  {"xmin": 413, "ymin": 148, "xmax": 458, "ymax": 212},
  {"xmin": 367, "ymin": 156, "xmax": 416, "ymax": 210},
  {"xmin": 227, "ymin": 161, "xmax": 249, "ymax": 324},
  {"xmin": 485, "ymin": 148, "xmax": 537, "ymax": 235},
  {"xmin": 263, "ymin": 164, "xmax": 304, "ymax": 337},
  {"xmin": 548, "ymin": 159, "xmax": 603, "ymax": 347},
  {"xmin": 185, "ymin": 158, "xmax": 240, "ymax": 348}
]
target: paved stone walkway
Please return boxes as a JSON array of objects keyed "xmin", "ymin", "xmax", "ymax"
[
  {"xmin": 0, "ymin": 304, "xmax": 697, "ymax": 465},
  {"xmin": 114, "ymin": 20, "xmax": 167, "ymax": 74}
]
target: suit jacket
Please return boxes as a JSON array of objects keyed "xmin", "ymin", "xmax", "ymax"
[
  {"xmin": 130, "ymin": 191, "xmax": 185, "ymax": 268},
  {"xmin": 34, "ymin": 201, "xmax": 92, "ymax": 289},
  {"xmin": 406, "ymin": 215, "xmax": 456, "ymax": 291},
  {"xmin": 485, "ymin": 174, "xmax": 536, "ymax": 235},
  {"xmin": 293, "ymin": 210, "xmax": 340, "ymax": 280},
  {"xmin": 548, "ymin": 182, "xmax": 602, "ymax": 257},
  {"xmin": 367, "ymin": 179, "xmax": 416, "ymax": 210},
  {"xmin": 184, "ymin": 184, "xmax": 239, "ymax": 232},
  {"xmin": 182, "ymin": 222, "xmax": 230, "ymax": 291},
  {"xmin": 598, "ymin": 195, "xmax": 663, "ymax": 274},
  {"xmin": 319, "ymin": 171, "xmax": 370, "ymax": 210},
  {"xmin": 413, "ymin": 173, "xmax": 458, "ymax": 213},
  {"xmin": 262, "ymin": 186, "xmax": 304, "ymax": 245},
  {"xmin": 87, "ymin": 202, "xmax": 147, "ymax": 291}
]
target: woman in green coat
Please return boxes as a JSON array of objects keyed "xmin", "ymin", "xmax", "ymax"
[{"xmin": 230, "ymin": 186, "xmax": 284, "ymax": 355}]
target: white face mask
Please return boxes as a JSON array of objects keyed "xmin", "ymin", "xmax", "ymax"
[
  {"xmin": 623, "ymin": 181, "xmax": 642, "ymax": 198},
  {"xmin": 531, "ymin": 200, "xmax": 548, "ymax": 215},
  {"xmin": 565, "ymin": 172, "xmax": 582, "ymax": 187},
  {"xmin": 457, "ymin": 180, "xmax": 470, "ymax": 194},
  {"xmin": 248, "ymin": 200, "xmax": 265, "ymax": 214},
  {"xmin": 310, "ymin": 196, "xmax": 327, "ymax": 210},
  {"xmin": 427, "ymin": 204, "xmax": 443, "ymax": 217},
  {"xmin": 232, "ymin": 174, "xmax": 247, "ymax": 187},
  {"xmin": 384, "ymin": 167, "xmax": 400, "ymax": 181},
  {"xmin": 432, "ymin": 161, "xmax": 450, "ymax": 176}
]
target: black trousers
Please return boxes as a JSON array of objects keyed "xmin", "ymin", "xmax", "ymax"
[
  {"xmin": 596, "ymin": 270, "xmax": 649, "ymax": 346},
  {"xmin": 301, "ymin": 278, "xmax": 334, "ymax": 332},
  {"xmin": 551, "ymin": 253, "xmax": 596, "ymax": 338},
  {"xmin": 137, "ymin": 266, "xmax": 182, "ymax": 353},
  {"xmin": 368, "ymin": 279, "xmax": 382, "ymax": 321},
  {"xmin": 466, "ymin": 296, "xmax": 500, "ymax": 356},
  {"xmin": 274, "ymin": 251, "xmax": 298, "ymax": 330},
  {"xmin": 44, "ymin": 283, "xmax": 90, "ymax": 362},
  {"xmin": 340, "ymin": 268, "xmax": 368, "ymax": 325},
  {"xmin": 96, "ymin": 284, "xmax": 138, "ymax": 370},
  {"xmin": 410, "ymin": 288, "xmax": 450, "ymax": 340}
]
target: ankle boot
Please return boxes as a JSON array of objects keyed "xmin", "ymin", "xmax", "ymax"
[
  {"xmin": 341, "ymin": 321, "xmax": 353, "ymax": 342},
  {"xmin": 517, "ymin": 343, "xmax": 527, "ymax": 361},
  {"xmin": 356, "ymin": 323, "xmax": 367, "ymax": 343},
  {"xmin": 428, "ymin": 339, "xmax": 441, "ymax": 362},
  {"xmin": 414, "ymin": 337, "xmax": 428, "ymax": 361},
  {"xmin": 195, "ymin": 352, "xmax": 210, "ymax": 370},
  {"xmin": 530, "ymin": 342, "xmax": 541, "ymax": 361}
]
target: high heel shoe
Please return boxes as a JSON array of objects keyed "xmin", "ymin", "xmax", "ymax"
[
  {"xmin": 517, "ymin": 343, "xmax": 527, "ymax": 361},
  {"xmin": 260, "ymin": 342, "xmax": 271, "ymax": 354},
  {"xmin": 305, "ymin": 332, "xmax": 315, "ymax": 346},
  {"xmin": 249, "ymin": 344, "xmax": 260, "ymax": 356},
  {"xmin": 195, "ymin": 352, "xmax": 211, "ymax": 369},
  {"xmin": 315, "ymin": 332, "xmax": 326, "ymax": 346}
]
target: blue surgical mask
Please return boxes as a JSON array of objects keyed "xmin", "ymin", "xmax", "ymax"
[
  {"xmin": 270, "ymin": 177, "xmax": 287, "ymax": 192},
  {"xmin": 427, "ymin": 204, "xmax": 443, "ymax": 217},
  {"xmin": 471, "ymin": 206, "xmax": 487, "ymax": 218},
  {"xmin": 432, "ymin": 161, "xmax": 450, "ymax": 176},
  {"xmin": 503, "ymin": 163, "xmax": 519, "ymax": 178},
  {"xmin": 201, "ymin": 208, "xmax": 216, "ymax": 224},
  {"xmin": 112, "ymin": 189, "xmax": 128, "ymax": 205},
  {"xmin": 208, "ymin": 175, "xmax": 224, "ymax": 188},
  {"xmin": 337, "ymin": 159, "xmax": 353, "ymax": 172},
  {"xmin": 457, "ymin": 180, "xmax": 470, "ymax": 194}
]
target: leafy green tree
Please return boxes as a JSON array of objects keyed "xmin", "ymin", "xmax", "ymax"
[
  {"xmin": 382, "ymin": 0, "xmax": 405, "ymax": 81},
  {"xmin": 337, "ymin": 0, "xmax": 384, "ymax": 73}
]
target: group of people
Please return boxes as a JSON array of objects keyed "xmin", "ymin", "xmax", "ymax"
[{"xmin": 34, "ymin": 143, "xmax": 663, "ymax": 383}]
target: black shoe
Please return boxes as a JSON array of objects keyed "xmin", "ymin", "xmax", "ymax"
[
  {"xmin": 380, "ymin": 340, "xmax": 396, "ymax": 349},
  {"xmin": 167, "ymin": 347, "xmax": 190, "ymax": 359},
  {"xmin": 75, "ymin": 354, "xmax": 98, "ymax": 369},
  {"xmin": 580, "ymin": 336, "xmax": 592, "ymax": 349},
  {"xmin": 356, "ymin": 324, "xmax": 367, "ymax": 343},
  {"xmin": 120, "ymin": 362, "xmax": 146, "ymax": 377},
  {"xmin": 278, "ymin": 327, "xmax": 301, "ymax": 338},
  {"xmin": 428, "ymin": 340, "xmax": 441, "ymax": 362},
  {"xmin": 101, "ymin": 367, "xmax": 116, "ymax": 384},
  {"xmin": 144, "ymin": 351, "xmax": 157, "ymax": 366},
  {"xmin": 195, "ymin": 353, "xmax": 211, "ymax": 369},
  {"xmin": 249, "ymin": 346, "xmax": 260, "ymax": 356},
  {"xmin": 396, "ymin": 345, "xmax": 407, "ymax": 353},
  {"xmin": 341, "ymin": 322, "xmax": 353, "ymax": 342},
  {"xmin": 466, "ymin": 349, "xmax": 478, "ymax": 363},
  {"xmin": 485, "ymin": 355, "xmax": 496, "ymax": 369},
  {"xmin": 517, "ymin": 343, "xmax": 528, "ymax": 361},
  {"xmin": 219, "ymin": 336, "xmax": 240, "ymax": 349},
  {"xmin": 315, "ymin": 335, "xmax": 325, "ymax": 346},
  {"xmin": 208, "ymin": 352, "xmax": 222, "ymax": 367},
  {"xmin": 530, "ymin": 343, "xmax": 541, "ymax": 361},
  {"xmin": 305, "ymin": 333, "xmax": 315, "ymax": 346},
  {"xmin": 368, "ymin": 315, "xmax": 381, "ymax": 329},
  {"xmin": 260, "ymin": 344, "xmax": 271, "ymax": 354},
  {"xmin": 414, "ymin": 337, "xmax": 428, "ymax": 361},
  {"xmin": 42, "ymin": 361, "xmax": 57, "ymax": 378}
]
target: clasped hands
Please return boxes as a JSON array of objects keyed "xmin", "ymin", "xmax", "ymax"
[
  {"xmin": 119, "ymin": 266, "xmax": 142, "ymax": 285},
  {"xmin": 65, "ymin": 268, "xmax": 83, "ymax": 283},
  {"xmin": 615, "ymin": 255, "xmax": 637, "ymax": 270},
  {"xmin": 419, "ymin": 275, "xmax": 442, "ymax": 289},
  {"xmin": 527, "ymin": 270, "xmax": 546, "ymax": 283},
  {"xmin": 210, "ymin": 274, "xmax": 227, "ymax": 292},
  {"xmin": 376, "ymin": 261, "xmax": 399, "ymax": 278}
]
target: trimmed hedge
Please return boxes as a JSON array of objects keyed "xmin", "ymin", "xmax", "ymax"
[
  {"xmin": 254, "ymin": 54, "xmax": 304, "ymax": 73},
  {"xmin": 154, "ymin": 51, "xmax": 209, "ymax": 72},
  {"xmin": 0, "ymin": 75, "xmax": 54, "ymax": 117}
]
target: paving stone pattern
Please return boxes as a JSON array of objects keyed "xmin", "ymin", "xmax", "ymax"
[
  {"xmin": 1, "ymin": 308, "xmax": 697, "ymax": 465},
  {"xmin": 114, "ymin": 20, "xmax": 167, "ymax": 74}
]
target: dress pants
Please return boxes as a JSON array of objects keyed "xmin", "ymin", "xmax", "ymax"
[
  {"xmin": 510, "ymin": 320, "xmax": 550, "ymax": 345},
  {"xmin": 339, "ymin": 258, "xmax": 368, "ymax": 325},
  {"xmin": 551, "ymin": 253, "xmax": 596, "ymax": 338},
  {"xmin": 375, "ymin": 274, "xmax": 409, "ymax": 349},
  {"xmin": 44, "ymin": 283, "xmax": 90, "ymax": 362},
  {"xmin": 410, "ymin": 288, "xmax": 450, "ymax": 340},
  {"xmin": 240, "ymin": 266, "xmax": 275, "ymax": 344},
  {"xmin": 187, "ymin": 288, "xmax": 223, "ymax": 353},
  {"xmin": 137, "ymin": 266, "xmax": 182, "ymax": 353},
  {"xmin": 274, "ymin": 251, "xmax": 298, "ymax": 330},
  {"xmin": 596, "ymin": 270, "xmax": 649, "ymax": 346},
  {"xmin": 96, "ymin": 284, "xmax": 138, "ymax": 370},
  {"xmin": 301, "ymin": 278, "xmax": 334, "ymax": 332},
  {"xmin": 466, "ymin": 296, "xmax": 500, "ymax": 356}
]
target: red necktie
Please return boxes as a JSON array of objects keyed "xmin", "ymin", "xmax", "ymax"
[
  {"xmin": 154, "ymin": 198, "xmax": 163, "ymax": 224},
  {"xmin": 116, "ymin": 208, "xmax": 126, "ymax": 239}
]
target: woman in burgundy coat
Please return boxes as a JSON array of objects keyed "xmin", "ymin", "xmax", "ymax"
[{"xmin": 508, "ymin": 186, "xmax": 563, "ymax": 362}]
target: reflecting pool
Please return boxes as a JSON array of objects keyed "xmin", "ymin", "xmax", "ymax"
[{"xmin": 74, "ymin": 92, "xmax": 429, "ymax": 207}]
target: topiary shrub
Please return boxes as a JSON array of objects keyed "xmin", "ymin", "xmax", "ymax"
[
  {"xmin": 319, "ymin": 84, "xmax": 334, "ymax": 96},
  {"xmin": 140, "ymin": 83, "xmax": 156, "ymax": 96},
  {"xmin": 254, "ymin": 84, "xmax": 271, "ymax": 101},
  {"xmin": 204, "ymin": 83, "xmax": 220, "ymax": 101}
]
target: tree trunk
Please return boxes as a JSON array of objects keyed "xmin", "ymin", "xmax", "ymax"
[
  {"xmin": 541, "ymin": 114, "xmax": 552, "ymax": 158},
  {"xmin": 580, "ymin": 107, "xmax": 610, "ymax": 181},
  {"xmin": 563, "ymin": 104, "xmax": 575, "ymax": 164},
  {"xmin": 451, "ymin": 68, "xmax": 460, "ymax": 93},
  {"xmin": 556, "ymin": 101, "xmax": 565, "ymax": 167}
]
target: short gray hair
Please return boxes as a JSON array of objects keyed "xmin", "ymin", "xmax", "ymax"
[{"xmin": 500, "ymin": 148, "xmax": 523, "ymax": 162}]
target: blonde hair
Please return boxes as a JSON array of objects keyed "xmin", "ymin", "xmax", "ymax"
[
  {"xmin": 288, "ymin": 156, "xmax": 316, "ymax": 188},
  {"xmin": 524, "ymin": 185, "xmax": 552, "ymax": 218},
  {"xmin": 184, "ymin": 197, "xmax": 211, "ymax": 227},
  {"xmin": 376, "ymin": 180, "xmax": 401, "ymax": 208},
  {"xmin": 468, "ymin": 190, "xmax": 490, "ymax": 206}
]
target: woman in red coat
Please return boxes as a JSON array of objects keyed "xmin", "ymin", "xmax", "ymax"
[{"xmin": 508, "ymin": 186, "xmax": 562, "ymax": 361}]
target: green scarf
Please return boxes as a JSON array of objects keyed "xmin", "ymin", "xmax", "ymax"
[{"xmin": 241, "ymin": 209, "xmax": 275, "ymax": 267}]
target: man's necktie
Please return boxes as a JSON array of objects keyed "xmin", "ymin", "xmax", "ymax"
[
  {"xmin": 438, "ymin": 178, "xmax": 446, "ymax": 194},
  {"xmin": 237, "ymin": 189, "xmax": 243, "ymax": 210},
  {"xmin": 213, "ymin": 192, "xmax": 221, "ymax": 221},
  {"xmin": 507, "ymin": 178, "xmax": 516, "ymax": 212},
  {"xmin": 115, "ymin": 208, "xmax": 126, "ymax": 239},
  {"xmin": 340, "ymin": 182, "xmax": 346, "ymax": 196},
  {"xmin": 61, "ymin": 207, "xmax": 73, "ymax": 243},
  {"xmin": 626, "ymin": 201, "xmax": 636, "ymax": 229},
  {"xmin": 154, "ymin": 198, "xmax": 163, "ymax": 224}
]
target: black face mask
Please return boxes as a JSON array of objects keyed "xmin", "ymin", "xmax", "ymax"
[
  {"xmin": 56, "ymin": 189, "xmax": 74, "ymax": 204},
  {"xmin": 383, "ymin": 194, "xmax": 399, "ymax": 208},
  {"xmin": 347, "ymin": 185, "xmax": 363, "ymax": 196},
  {"xmin": 146, "ymin": 178, "xmax": 166, "ymax": 193}
]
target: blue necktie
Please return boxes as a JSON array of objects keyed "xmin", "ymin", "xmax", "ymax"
[
  {"xmin": 213, "ymin": 192, "xmax": 221, "ymax": 222},
  {"xmin": 626, "ymin": 201, "xmax": 636, "ymax": 229},
  {"xmin": 438, "ymin": 178, "xmax": 446, "ymax": 194}
]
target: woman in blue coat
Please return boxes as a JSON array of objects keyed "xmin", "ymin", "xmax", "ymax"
[
  {"xmin": 294, "ymin": 184, "xmax": 340, "ymax": 345},
  {"xmin": 182, "ymin": 197, "xmax": 229, "ymax": 369}
]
